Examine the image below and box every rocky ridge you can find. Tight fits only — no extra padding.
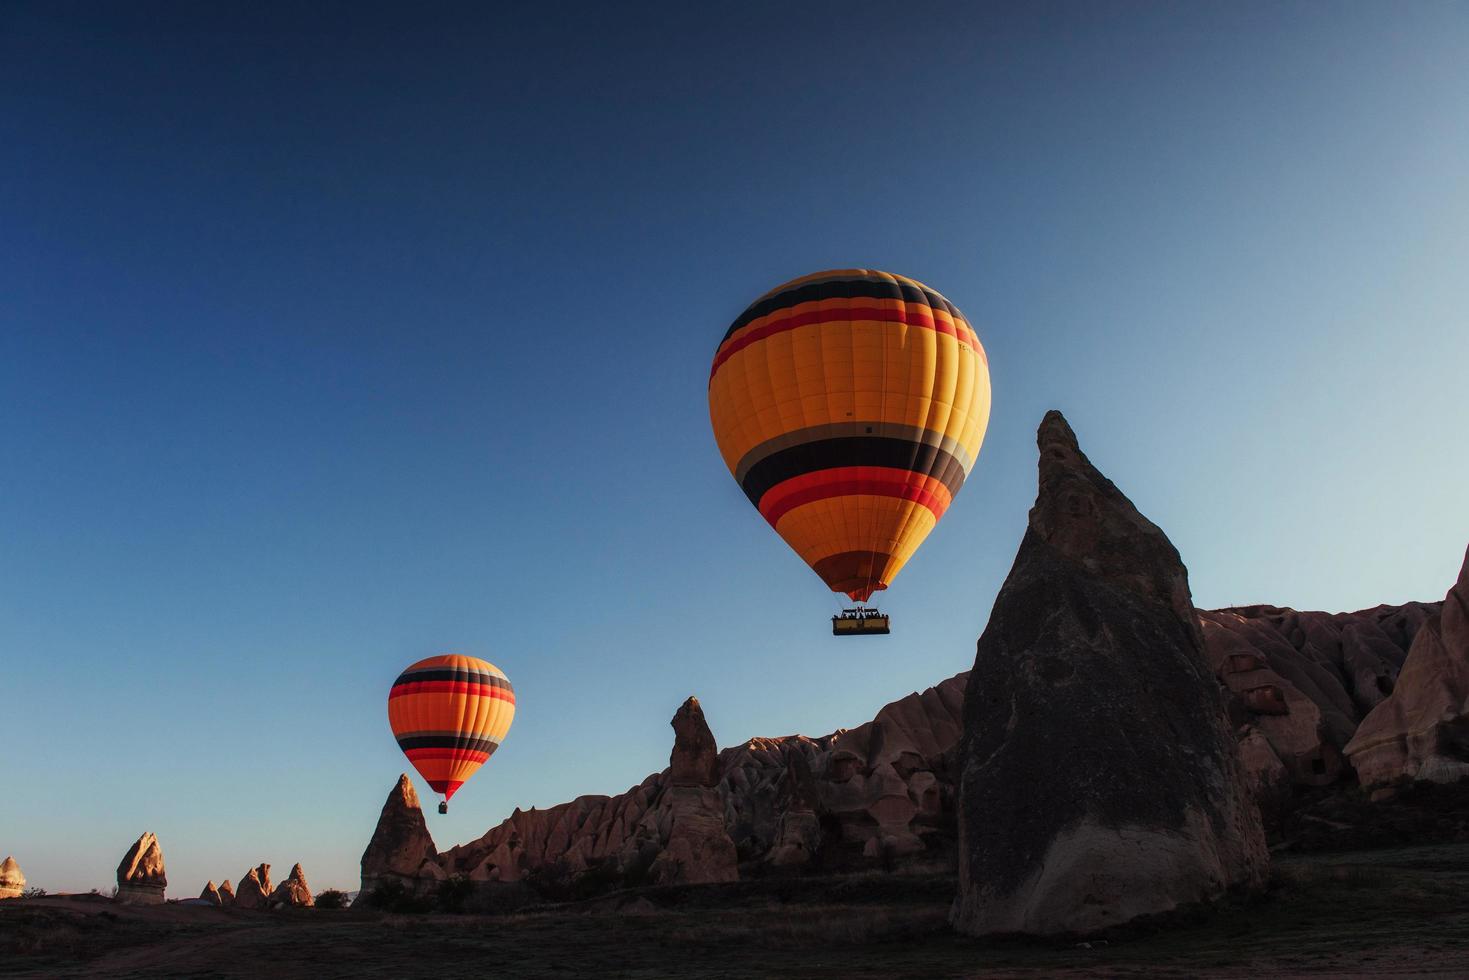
[362,583,1446,899]
[364,671,969,896]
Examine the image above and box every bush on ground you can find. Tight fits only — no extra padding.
[315,889,349,910]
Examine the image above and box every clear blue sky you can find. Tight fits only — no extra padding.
[3,2,1466,893]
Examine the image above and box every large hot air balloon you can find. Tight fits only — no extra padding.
[708,269,991,634]
[387,655,515,813]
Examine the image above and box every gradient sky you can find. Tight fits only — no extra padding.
[3,2,1467,894]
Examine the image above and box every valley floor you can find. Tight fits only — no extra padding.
[4,844,1469,979]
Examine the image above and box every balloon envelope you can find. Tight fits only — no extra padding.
[387,655,515,802]
[709,269,991,601]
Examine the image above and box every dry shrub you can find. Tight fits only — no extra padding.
[314,889,349,910]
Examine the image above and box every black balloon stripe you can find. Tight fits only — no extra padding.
[395,734,502,753]
[392,668,513,690]
[733,422,975,485]
[739,436,967,508]
[720,276,963,346]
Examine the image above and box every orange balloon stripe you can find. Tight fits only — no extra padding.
[389,696,512,739]
[759,466,953,526]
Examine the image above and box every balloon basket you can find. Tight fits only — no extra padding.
[832,608,891,636]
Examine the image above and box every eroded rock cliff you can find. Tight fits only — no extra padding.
[1346,547,1469,790]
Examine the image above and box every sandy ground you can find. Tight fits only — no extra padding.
[4,844,1469,979]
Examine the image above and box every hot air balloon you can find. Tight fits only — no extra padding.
[708,269,991,635]
[387,655,515,814]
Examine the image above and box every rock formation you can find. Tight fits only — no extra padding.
[670,696,723,786]
[357,504,1436,900]
[951,411,1268,936]
[270,863,315,908]
[359,774,442,898]
[643,697,739,886]
[1234,725,1293,824]
[415,671,968,894]
[199,880,223,905]
[1194,596,1443,813]
[767,750,823,868]
[1199,601,1430,744]
[0,856,24,899]
[115,832,167,904]
[1346,546,1469,790]
[218,879,235,904]
[1201,612,1349,789]
[233,864,272,910]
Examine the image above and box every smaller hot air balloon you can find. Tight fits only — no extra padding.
[387,655,515,814]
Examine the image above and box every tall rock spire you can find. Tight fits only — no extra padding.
[951,411,1267,936]
[359,773,443,898]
